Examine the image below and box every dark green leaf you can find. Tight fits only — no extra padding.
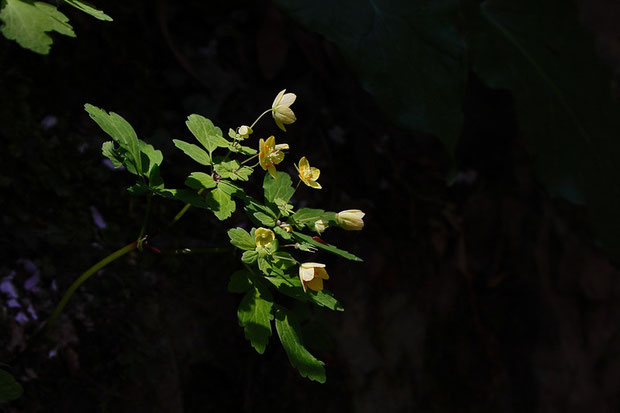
[228,270,251,293]
[238,285,274,354]
[173,139,211,165]
[274,226,294,241]
[214,160,253,181]
[274,306,326,383]
[307,289,344,312]
[101,141,123,168]
[290,208,335,230]
[292,231,363,262]
[154,188,210,209]
[275,0,466,152]
[0,369,23,403]
[253,212,276,227]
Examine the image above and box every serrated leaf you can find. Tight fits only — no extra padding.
[0,0,75,54]
[290,208,335,230]
[242,250,259,264]
[185,114,229,154]
[253,212,276,227]
[185,172,216,190]
[85,104,142,175]
[263,172,295,204]
[275,306,326,383]
[228,227,255,250]
[214,160,254,181]
[173,139,211,165]
[101,141,123,168]
[292,231,363,262]
[0,369,23,403]
[275,0,466,152]
[228,142,258,155]
[274,226,294,241]
[238,285,274,354]
[228,270,251,293]
[205,186,236,220]
[63,0,112,21]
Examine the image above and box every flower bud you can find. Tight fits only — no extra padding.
[314,219,328,234]
[335,209,365,231]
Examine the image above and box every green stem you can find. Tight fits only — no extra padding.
[170,188,204,226]
[137,192,153,250]
[240,153,259,165]
[250,109,272,130]
[46,241,138,329]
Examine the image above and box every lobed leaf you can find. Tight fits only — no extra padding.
[274,306,326,383]
[238,284,274,354]
[173,139,211,166]
[185,114,229,154]
[228,227,255,251]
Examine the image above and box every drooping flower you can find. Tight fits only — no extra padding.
[314,219,328,234]
[298,262,329,292]
[259,136,288,178]
[279,222,293,233]
[255,227,275,247]
[336,209,365,230]
[271,89,297,131]
[296,156,321,189]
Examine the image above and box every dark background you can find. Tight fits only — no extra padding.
[2,0,620,411]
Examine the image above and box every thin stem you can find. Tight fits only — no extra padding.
[250,109,272,130]
[46,241,138,329]
[240,153,259,165]
[137,192,153,250]
[170,188,204,226]
[160,247,232,255]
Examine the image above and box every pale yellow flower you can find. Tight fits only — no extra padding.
[298,262,329,292]
[279,222,293,232]
[259,136,287,178]
[271,89,297,131]
[295,156,321,189]
[336,209,365,230]
[314,219,328,234]
[255,227,275,247]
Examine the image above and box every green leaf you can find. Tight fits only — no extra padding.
[84,104,142,175]
[0,0,75,54]
[205,186,236,220]
[63,0,112,21]
[228,227,255,250]
[0,369,23,403]
[274,306,326,383]
[185,114,229,154]
[154,188,210,209]
[228,142,258,155]
[185,172,216,190]
[274,226,294,241]
[307,289,344,312]
[471,0,620,259]
[139,140,163,187]
[173,139,211,166]
[101,141,123,168]
[274,198,294,217]
[263,172,295,204]
[228,270,251,293]
[214,160,254,181]
[274,0,466,152]
[238,284,274,354]
[253,212,276,227]
[292,231,363,262]
[242,250,259,264]
[290,208,335,230]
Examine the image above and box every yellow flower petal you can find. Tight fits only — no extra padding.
[305,277,324,292]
